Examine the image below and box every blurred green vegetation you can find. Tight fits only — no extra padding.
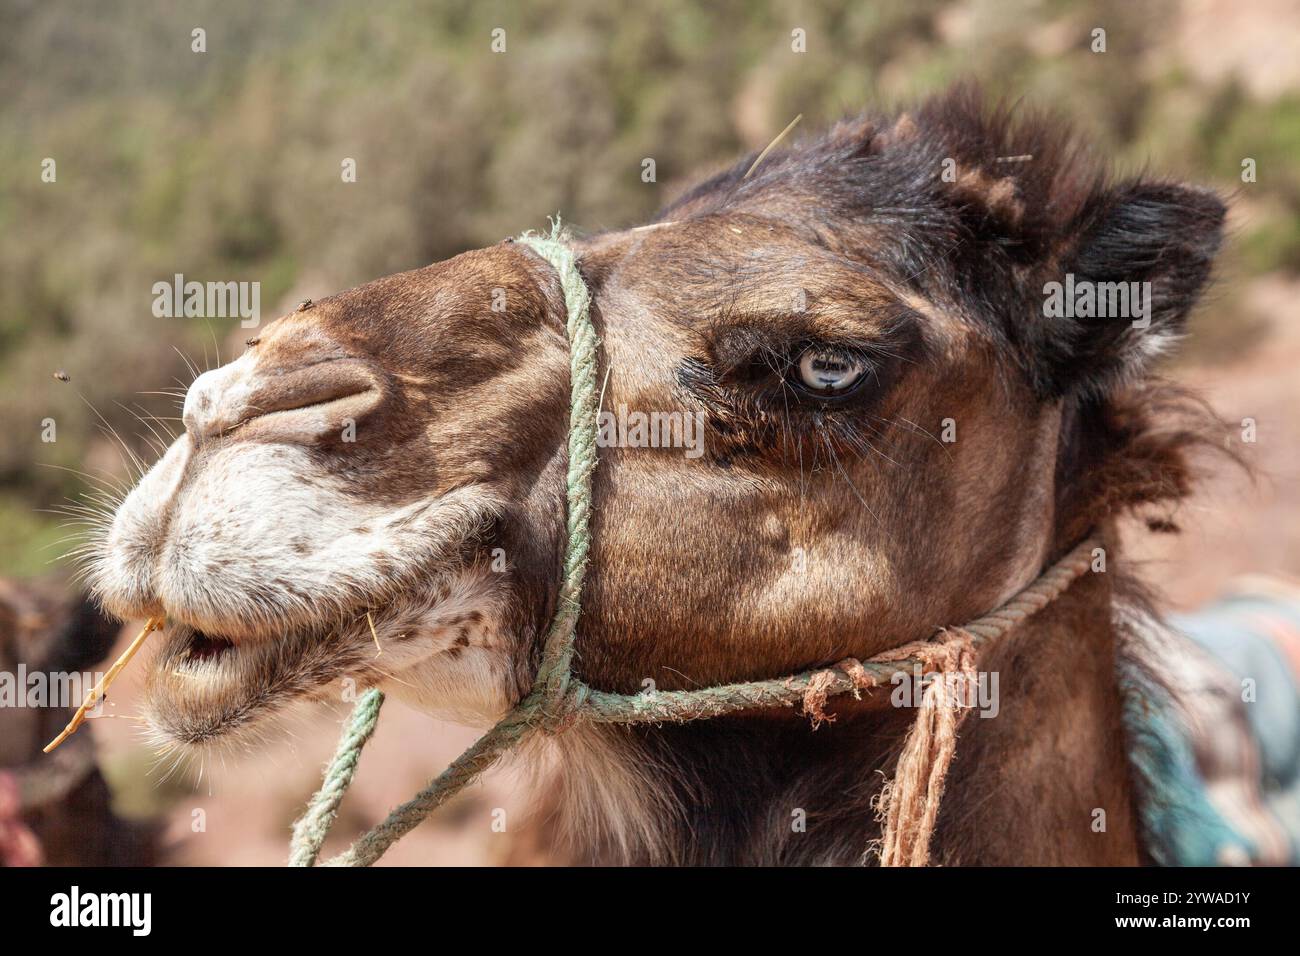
[1,0,1297,574]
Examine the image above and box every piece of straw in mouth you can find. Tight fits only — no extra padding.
[43,616,164,754]
[367,611,382,655]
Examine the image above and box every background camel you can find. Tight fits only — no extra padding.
[0,578,160,865]
[79,87,1273,864]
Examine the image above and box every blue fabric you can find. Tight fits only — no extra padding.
[1172,596,1300,795]
[1121,586,1300,866]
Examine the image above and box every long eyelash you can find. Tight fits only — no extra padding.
[674,356,870,470]
[675,303,928,470]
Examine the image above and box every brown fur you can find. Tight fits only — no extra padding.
[87,87,1230,865]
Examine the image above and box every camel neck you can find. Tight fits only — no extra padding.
[536,566,1141,865]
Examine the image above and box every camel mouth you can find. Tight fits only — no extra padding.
[141,616,374,752]
[183,630,237,663]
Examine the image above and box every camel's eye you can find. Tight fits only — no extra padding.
[795,348,866,395]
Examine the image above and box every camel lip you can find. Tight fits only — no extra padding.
[142,615,373,750]
[156,622,252,681]
[182,629,237,663]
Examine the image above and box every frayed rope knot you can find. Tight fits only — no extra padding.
[801,657,879,727]
[800,630,980,865]
[870,629,977,868]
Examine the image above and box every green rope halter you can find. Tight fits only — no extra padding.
[288,224,1100,868]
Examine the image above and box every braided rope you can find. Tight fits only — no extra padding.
[288,223,1102,867]
[321,694,541,867]
[288,687,384,867]
[518,229,599,712]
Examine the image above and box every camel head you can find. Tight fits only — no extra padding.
[86,88,1225,754]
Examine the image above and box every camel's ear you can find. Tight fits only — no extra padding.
[1040,181,1226,397]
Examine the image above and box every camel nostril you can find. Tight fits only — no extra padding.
[230,359,383,444]
[244,360,379,420]
[183,358,380,442]
[256,385,357,417]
